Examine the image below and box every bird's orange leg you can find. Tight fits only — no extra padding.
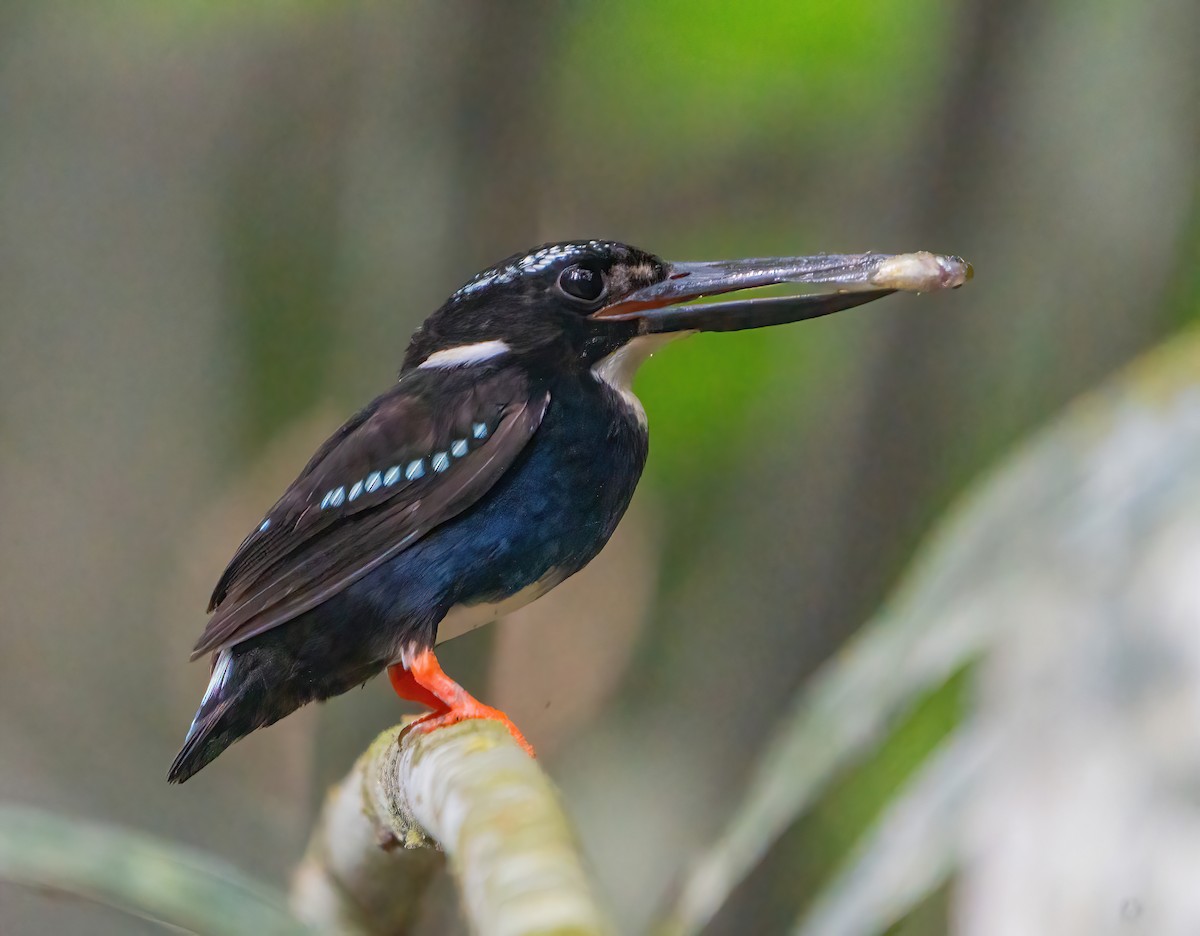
[387,663,448,712]
[393,647,535,757]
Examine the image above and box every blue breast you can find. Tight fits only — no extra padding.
[350,373,649,645]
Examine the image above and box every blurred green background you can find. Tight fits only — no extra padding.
[0,1,1197,933]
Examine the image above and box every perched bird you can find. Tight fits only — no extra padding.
[169,240,969,782]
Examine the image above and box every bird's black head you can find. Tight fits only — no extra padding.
[401,239,972,374]
[401,240,668,373]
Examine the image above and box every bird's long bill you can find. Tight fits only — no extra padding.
[592,251,972,334]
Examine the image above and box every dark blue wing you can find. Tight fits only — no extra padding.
[192,366,549,657]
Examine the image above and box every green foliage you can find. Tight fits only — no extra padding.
[557,0,951,154]
[802,668,966,890]
[1,1,1196,932]
[0,805,310,934]
[667,323,1200,934]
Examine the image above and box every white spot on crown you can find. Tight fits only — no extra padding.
[451,240,613,298]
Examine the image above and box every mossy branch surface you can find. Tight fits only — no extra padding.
[292,717,612,936]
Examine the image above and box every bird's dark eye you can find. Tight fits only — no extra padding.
[557,264,606,304]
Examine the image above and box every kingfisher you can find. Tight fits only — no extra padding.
[169,240,969,782]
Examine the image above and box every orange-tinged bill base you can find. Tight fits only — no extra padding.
[387,649,536,757]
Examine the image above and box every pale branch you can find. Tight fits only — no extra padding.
[291,718,612,936]
[291,728,440,935]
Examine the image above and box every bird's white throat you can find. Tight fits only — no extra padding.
[590,332,689,426]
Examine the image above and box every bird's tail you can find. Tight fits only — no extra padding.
[167,646,291,783]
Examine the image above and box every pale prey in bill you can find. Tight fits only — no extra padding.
[169,240,971,782]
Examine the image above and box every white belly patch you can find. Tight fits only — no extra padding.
[435,571,564,644]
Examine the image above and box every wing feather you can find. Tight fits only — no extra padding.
[192,367,548,659]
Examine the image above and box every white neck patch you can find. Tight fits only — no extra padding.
[591,332,690,426]
[419,339,511,370]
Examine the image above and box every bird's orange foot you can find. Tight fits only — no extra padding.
[388,649,536,757]
[406,699,536,757]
